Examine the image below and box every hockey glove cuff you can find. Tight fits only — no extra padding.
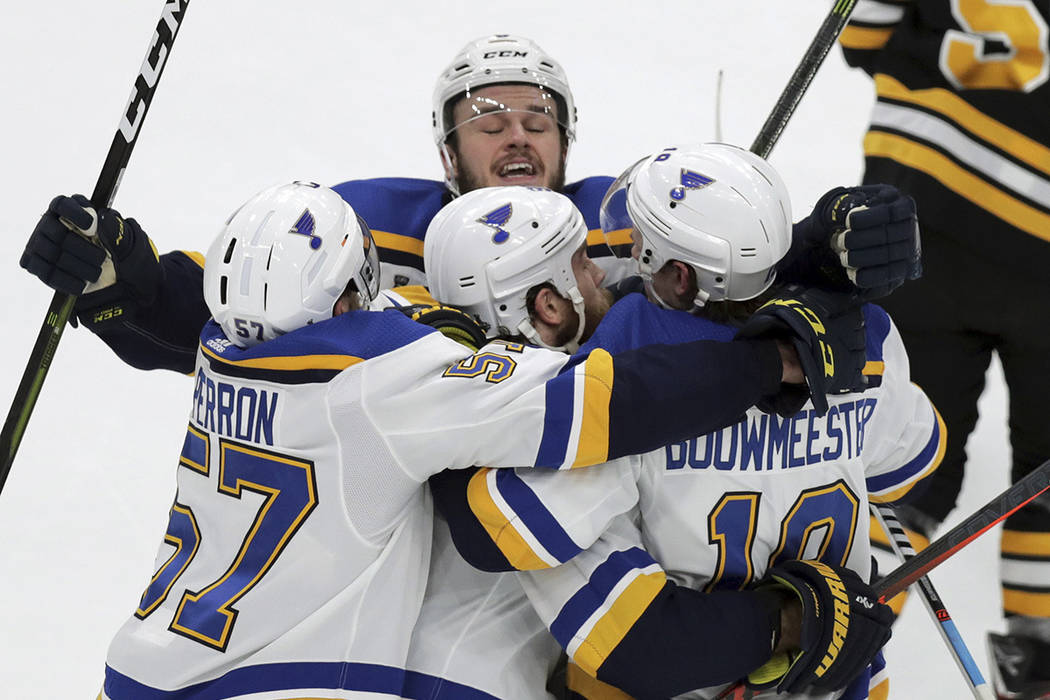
[735,286,866,417]
[75,205,162,329]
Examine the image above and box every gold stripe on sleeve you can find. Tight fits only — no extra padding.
[466,468,550,570]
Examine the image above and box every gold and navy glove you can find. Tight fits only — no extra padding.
[748,560,893,695]
[736,285,866,417]
[399,303,488,352]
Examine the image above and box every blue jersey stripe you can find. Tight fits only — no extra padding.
[548,547,657,649]
[104,661,499,700]
[495,469,582,563]
[535,373,576,468]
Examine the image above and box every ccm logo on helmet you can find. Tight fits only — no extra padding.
[483,50,528,59]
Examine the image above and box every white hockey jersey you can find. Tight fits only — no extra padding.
[103,302,781,699]
[460,304,944,699]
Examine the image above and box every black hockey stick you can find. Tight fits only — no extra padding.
[875,458,1050,601]
[750,0,859,158]
[871,504,995,700]
[0,0,191,495]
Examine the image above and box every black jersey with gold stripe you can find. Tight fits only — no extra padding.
[840,0,1050,277]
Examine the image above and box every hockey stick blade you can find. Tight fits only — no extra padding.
[750,0,859,158]
[0,0,191,495]
[875,458,1050,602]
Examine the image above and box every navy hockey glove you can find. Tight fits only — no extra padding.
[21,195,162,329]
[736,286,866,417]
[781,185,921,300]
[21,195,107,296]
[746,560,893,695]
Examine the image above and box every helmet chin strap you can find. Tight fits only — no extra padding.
[518,286,586,354]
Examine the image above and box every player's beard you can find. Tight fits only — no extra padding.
[454,152,567,195]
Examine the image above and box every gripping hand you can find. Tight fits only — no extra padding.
[747,560,893,694]
[783,185,921,300]
[736,286,866,417]
[21,195,162,328]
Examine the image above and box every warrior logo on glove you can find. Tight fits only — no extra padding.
[760,298,835,380]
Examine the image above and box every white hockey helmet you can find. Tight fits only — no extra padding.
[203,181,380,348]
[600,142,792,309]
[424,185,588,351]
[432,34,577,192]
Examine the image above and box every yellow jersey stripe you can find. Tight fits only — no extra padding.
[590,227,633,248]
[573,570,666,676]
[572,349,614,468]
[863,360,885,377]
[179,250,206,268]
[869,676,891,700]
[1001,530,1050,557]
[864,131,1050,242]
[840,25,894,50]
[373,230,425,257]
[466,468,550,571]
[387,285,438,306]
[201,344,364,372]
[566,662,635,700]
[1004,588,1050,617]
[874,73,1050,178]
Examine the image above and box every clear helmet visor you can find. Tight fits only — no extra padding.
[441,85,571,143]
[356,214,382,302]
[599,155,647,259]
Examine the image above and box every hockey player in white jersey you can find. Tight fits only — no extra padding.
[427,145,940,699]
[99,180,865,699]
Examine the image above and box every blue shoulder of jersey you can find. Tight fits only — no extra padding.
[198,309,435,384]
[563,176,614,228]
[331,177,449,270]
[562,293,735,373]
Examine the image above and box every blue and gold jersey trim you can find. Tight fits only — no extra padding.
[104,661,499,700]
[466,467,582,570]
[535,349,615,469]
[550,547,666,676]
[198,310,435,385]
[867,402,947,503]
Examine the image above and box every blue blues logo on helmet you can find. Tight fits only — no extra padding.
[670,169,716,201]
[290,209,322,249]
[477,203,514,243]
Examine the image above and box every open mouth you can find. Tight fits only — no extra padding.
[498,161,537,178]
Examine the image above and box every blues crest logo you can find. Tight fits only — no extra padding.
[478,203,514,243]
[290,209,322,249]
[670,169,715,201]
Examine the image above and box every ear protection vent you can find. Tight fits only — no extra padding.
[458,275,476,288]
[223,238,237,264]
[219,276,228,305]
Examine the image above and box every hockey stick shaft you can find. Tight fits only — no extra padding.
[876,458,1050,601]
[750,0,859,158]
[872,504,995,700]
[0,0,190,495]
